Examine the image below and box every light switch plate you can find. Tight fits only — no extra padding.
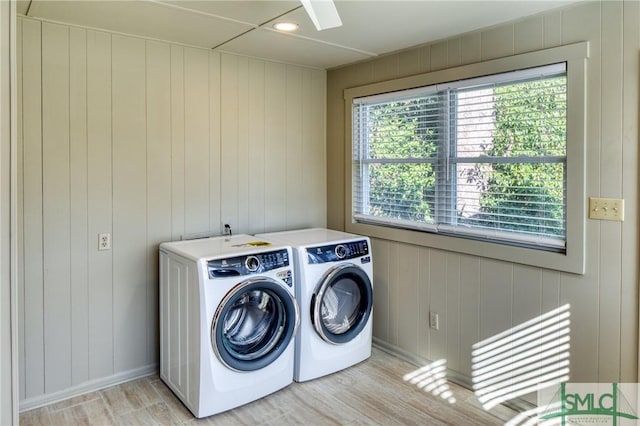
[589,197,624,221]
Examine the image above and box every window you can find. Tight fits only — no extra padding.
[344,42,588,273]
[352,64,567,251]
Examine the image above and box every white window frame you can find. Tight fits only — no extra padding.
[344,42,588,274]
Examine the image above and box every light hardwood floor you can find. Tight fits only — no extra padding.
[20,348,517,425]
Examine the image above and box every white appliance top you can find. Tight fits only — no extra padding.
[258,228,367,247]
[160,234,287,261]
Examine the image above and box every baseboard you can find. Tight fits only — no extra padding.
[372,338,535,413]
[19,364,158,413]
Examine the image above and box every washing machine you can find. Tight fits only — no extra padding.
[256,228,373,382]
[159,234,299,418]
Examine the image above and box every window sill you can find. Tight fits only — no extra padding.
[346,221,584,274]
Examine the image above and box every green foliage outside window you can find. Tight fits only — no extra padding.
[461,78,567,236]
[361,76,566,237]
[366,98,438,223]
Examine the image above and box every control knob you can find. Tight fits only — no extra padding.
[245,255,260,272]
[335,244,347,259]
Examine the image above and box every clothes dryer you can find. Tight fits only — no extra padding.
[256,228,373,382]
[159,235,299,417]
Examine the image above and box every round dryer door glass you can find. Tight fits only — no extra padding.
[313,264,373,344]
[223,290,284,359]
[321,278,361,335]
[212,279,299,372]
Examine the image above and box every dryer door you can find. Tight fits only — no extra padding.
[311,263,373,344]
[211,278,299,372]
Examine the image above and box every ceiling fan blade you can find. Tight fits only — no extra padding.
[300,0,342,31]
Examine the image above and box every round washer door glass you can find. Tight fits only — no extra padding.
[312,264,373,344]
[211,278,298,371]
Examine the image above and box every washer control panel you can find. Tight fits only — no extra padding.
[307,240,369,264]
[208,249,290,278]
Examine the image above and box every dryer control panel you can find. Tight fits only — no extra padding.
[208,249,290,278]
[307,240,369,264]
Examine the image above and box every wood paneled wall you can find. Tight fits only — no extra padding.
[1,0,16,423]
[328,1,639,384]
[17,18,326,406]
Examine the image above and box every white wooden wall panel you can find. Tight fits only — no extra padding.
[208,52,221,235]
[541,270,561,312]
[264,63,287,231]
[396,244,419,355]
[480,25,514,61]
[445,254,461,372]
[17,18,326,406]
[16,16,24,401]
[87,31,113,379]
[170,45,185,241]
[416,246,430,359]
[145,40,172,365]
[398,49,422,79]
[512,265,542,326]
[20,18,44,399]
[112,35,148,373]
[430,42,447,72]
[560,1,603,381]
[285,66,303,229]
[447,39,461,68]
[543,11,563,48]
[619,0,639,381]
[514,16,544,54]
[69,27,89,386]
[428,250,447,361]
[387,242,399,346]
[299,68,328,229]
[42,22,72,393]
[236,57,250,233]
[479,261,513,341]
[247,59,266,234]
[220,55,240,231]
[183,48,210,236]
[460,34,481,66]
[0,1,13,421]
[220,54,240,231]
[328,0,639,386]
[371,239,390,343]
[458,255,480,376]
[560,272,599,380]
[309,69,327,227]
[86,30,113,380]
[325,64,355,231]
[598,0,624,381]
[372,55,399,82]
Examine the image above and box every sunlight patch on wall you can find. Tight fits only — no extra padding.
[472,304,571,410]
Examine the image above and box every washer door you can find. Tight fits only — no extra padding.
[211,278,299,372]
[311,264,373,345]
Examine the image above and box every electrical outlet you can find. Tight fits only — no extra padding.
[589,197,624,221]
[429,311,440,331]
[98,233,111,250]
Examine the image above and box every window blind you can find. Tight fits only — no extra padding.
[352,63,567,250]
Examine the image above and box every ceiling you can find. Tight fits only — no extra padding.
[18,0,580,69]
